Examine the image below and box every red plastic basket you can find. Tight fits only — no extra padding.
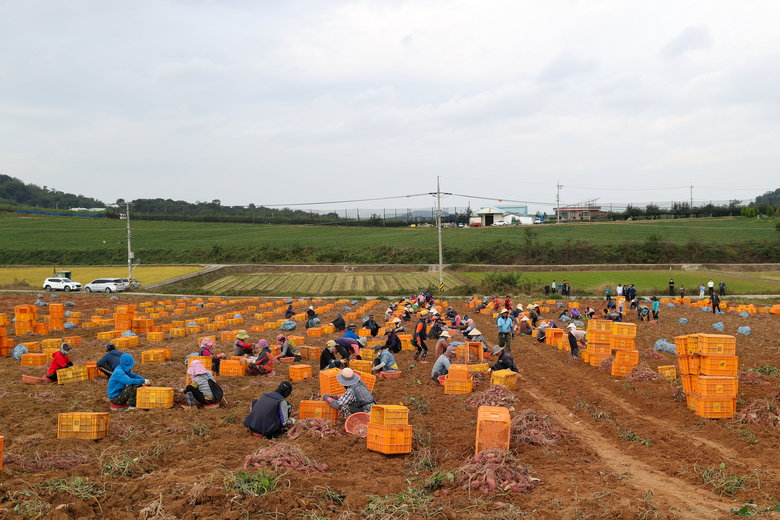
[380,370,401,379]
[345,412,370,437]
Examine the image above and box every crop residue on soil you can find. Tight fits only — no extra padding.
[1,294,780,519]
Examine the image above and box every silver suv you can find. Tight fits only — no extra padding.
[84,278,124,293]
[43,278,82,292]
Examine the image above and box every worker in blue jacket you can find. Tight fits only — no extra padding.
[96,343,123,377]
[107,353,149,410]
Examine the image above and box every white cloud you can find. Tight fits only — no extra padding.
[659,26,713,60]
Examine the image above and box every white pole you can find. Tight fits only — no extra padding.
[437,176,443,291]
[126,202,133,281]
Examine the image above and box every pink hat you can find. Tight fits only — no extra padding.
[187,359,208,377]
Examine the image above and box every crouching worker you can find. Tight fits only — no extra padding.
[247,339,275,377]
[321,340,349,370]
[96,343,122,377]
[243,381,295,438]
[488,345,518,373]
[371,344,399,376]
[431,345,457,382]
[198,337,226,374]
[234,330,254,357]
[107,353,149,410]
[275,334,302,362]
[323,368,376,419]
[183,359,220,408]
[567,323,582,358]
[43,343,74,382]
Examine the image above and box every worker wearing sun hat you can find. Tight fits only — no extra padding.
[496,307,514,353]
[566,323,583,358]
[434,329,451,358]
[412,309,429,363]
[467,327,489,352]
[323,368,376,418]
[488,344,518,373]
[234,330,254,357]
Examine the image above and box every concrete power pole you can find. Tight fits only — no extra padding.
[556,181,563,223]
[437,177,443,292]
[120,202,140,283]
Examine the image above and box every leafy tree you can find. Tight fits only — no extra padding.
[767,206,774,217]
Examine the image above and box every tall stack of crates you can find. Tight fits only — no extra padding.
[610,322,638,376]
[367,405,412,455]
[676,334,738,418]
[586,320,612,367]
[114,306,135,332]
[15,305,37,336]
[0,314,11,355]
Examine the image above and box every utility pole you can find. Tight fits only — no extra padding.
[690,183,693,216]
[556,180,563,223]
[119,202,140,283]
[437,177,443,292]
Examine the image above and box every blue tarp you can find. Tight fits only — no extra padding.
[65,302,76,307]
[12,345,28,360]
[122,330,136,336]
[280,321,296,331]
[739,313,750,318]
[342,306,351,312]
[233,314,242,319]
[712,322,724,331]
[678,318,688,324]
[737,326,751,335]
[64,322,76,329]
[667,303,675,308]
[654,339,676,355]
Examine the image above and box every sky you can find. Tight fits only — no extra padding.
[1,0,779,214]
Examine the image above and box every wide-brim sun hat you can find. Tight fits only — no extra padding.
[468,328,482,336]
[500,308,509,314]
[326,340,336,348]
[357,337,367,347]
[420,309,428,316]
[568,323,577,329]
[516,304,524,311]
[236,330,249,340]
[491,345,503,356]
[439,330,450,338]
[337,367,361,387]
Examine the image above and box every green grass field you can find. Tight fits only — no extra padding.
[0,215,777,252]
[462,270,780,296]
[203,272,462,295]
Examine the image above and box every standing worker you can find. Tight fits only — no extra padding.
[412,309,429,363]
[711,293,721,314]
[651,297,660,322]
[719,280,726,297]
[496,308,514,353]
[708,279,715,296]
[669,278,675,297]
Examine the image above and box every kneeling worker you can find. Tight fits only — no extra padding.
[96,343,122,377]
[243,381,295,438]
[323,368,376,418]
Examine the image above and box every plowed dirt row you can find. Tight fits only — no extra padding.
[0,293,779,520]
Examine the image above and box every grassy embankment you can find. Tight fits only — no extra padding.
[0,266,203,290]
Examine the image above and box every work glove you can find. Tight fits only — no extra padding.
[144,379,151,385]
[326,397,334,404]
[285,418,296,426]
[323,393,330,401]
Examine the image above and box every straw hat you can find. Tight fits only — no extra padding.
[468,328,482,336]
[337,368,361,387]
[516,304,524,311]
[439,330,450,338]
[392,318,401,324]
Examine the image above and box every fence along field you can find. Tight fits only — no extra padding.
[202,272,463,295]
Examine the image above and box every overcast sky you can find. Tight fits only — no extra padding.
[1,1,778,213]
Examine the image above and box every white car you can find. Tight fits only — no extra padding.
[42,278,82,292]
[84,278,124,293]
[492,221,508,226]
[533,218,542,224]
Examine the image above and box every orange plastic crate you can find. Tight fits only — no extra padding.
[611,364,634,376]
[299,400,339,422]
[444,376,473,394]
[699,356,738,376]
[658,365,677,379]
[359,348,375,361]
[220,360,246,376]
[41,338,63,349]
[136,387,174,409]
[366,423,412,454]
[319,368,344,396]
[466,342,484,363]
[185,325,200,334]
[581,351,591,364]
[681,374,694,393]
[355,370,376,392]
[614,350,639,365]
[307,327,323,337]
[588,343,611,355]
[142,350,167,364]
[610,336,635,350]
[23,341,41,352]
[147,332,165,342]
[57,413,110,439]
[57,366,89,385]
[611,322,637,337]
[697,335,737,356]
[588,320,613,332]
[169,328,186,337]
[188,356,212,371]
[696,376,738,397]
[468,363,489,373]
[689,355,701,375]
[674,335,690,355]
[475,405,511,453]
[289,364,313,381]
[448,364,470,380]
[349,360,373,373]
[686,335,700,355]
[321,324,335,334]
[694,396,736,419]
[490,369,518,390]
[545,328,564,345]
[370,405,409,425]
[586,330,611,343]
[62,336,81,346]
[34,323,49,335]
[21,353,47,366]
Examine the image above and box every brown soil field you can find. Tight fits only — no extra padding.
[1,294,779,519]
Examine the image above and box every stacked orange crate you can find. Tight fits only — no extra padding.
[586,320,612,367]
[367,405,412,454]
[610,322,638,375]
[695,334,738,419]
[443,364,473,394]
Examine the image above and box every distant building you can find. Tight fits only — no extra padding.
[473,206,531,226]
[554,205,608,220]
